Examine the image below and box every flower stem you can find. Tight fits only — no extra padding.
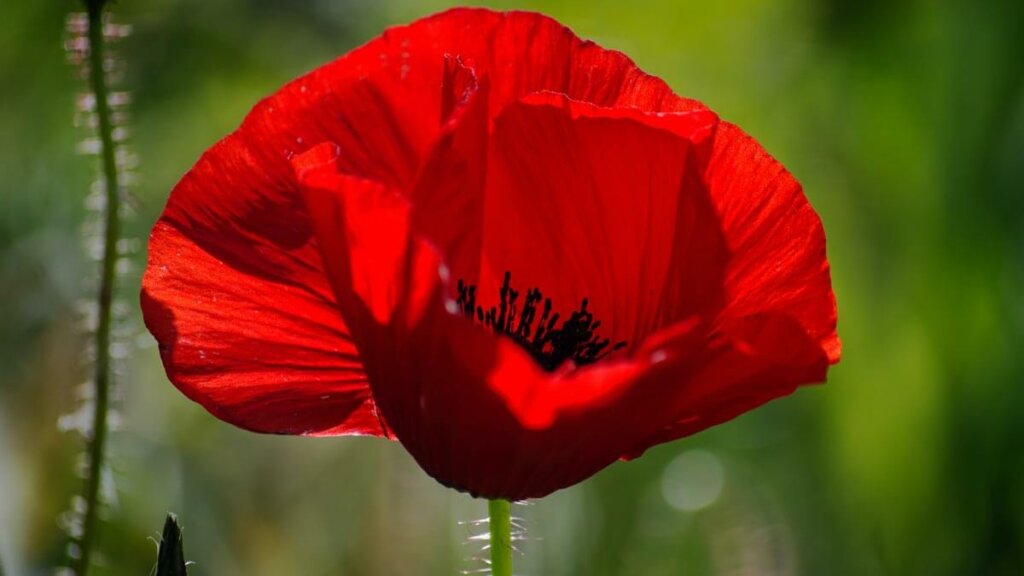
[75,1,119,574]
[488,499,513,576]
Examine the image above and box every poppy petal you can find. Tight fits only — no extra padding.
[293,143,436,333]
[436,8,708,113]
[476,92,724,349]
[622,310,830,458]
[356,8,707,116]
[408,56,491,284]
[708,122,840,362]
[618,123,841,454]
[396,315,705,499]
[291,51,490,332]
[141,145,385,436]
[230,8,707,192]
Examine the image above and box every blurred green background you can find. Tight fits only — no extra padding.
[1,0,1022,574]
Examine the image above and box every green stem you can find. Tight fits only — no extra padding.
[488,499,513,576]
[75,1,119,574]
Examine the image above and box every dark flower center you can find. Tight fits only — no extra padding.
[455,271,626,371]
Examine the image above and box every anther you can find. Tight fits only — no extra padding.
[455,271,626,370]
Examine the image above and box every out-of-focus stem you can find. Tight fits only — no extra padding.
[488,499,513,576]
[75,1,118,574]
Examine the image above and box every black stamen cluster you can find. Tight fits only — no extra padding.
[456,271,626,371]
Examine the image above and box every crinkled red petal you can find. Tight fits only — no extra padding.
[141,141,385,436]
[621,122,841,454]
[708,122,840,362]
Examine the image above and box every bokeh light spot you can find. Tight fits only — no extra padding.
[660,449,725,512]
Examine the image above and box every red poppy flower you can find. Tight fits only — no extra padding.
[142,8,840,500]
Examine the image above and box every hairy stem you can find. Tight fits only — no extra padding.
[75,1,119,574]
[488,499,513,576]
